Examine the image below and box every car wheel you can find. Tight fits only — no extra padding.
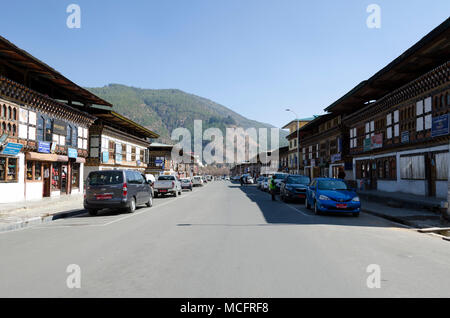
[305,197,311,210]
[314,201,321,215]
[174,191,177,197]
[154,193,159,198]
[88,209,98,216]
[127,197,136,213]
[146,194,153,207]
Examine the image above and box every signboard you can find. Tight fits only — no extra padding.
[363,138,371,152]
[371,133,383,149]
[155,159,164,165]
[53,119,67,135]
[68,148,78,159]
[331,153,342,163]
[401,131,409,143]
[431,114,449,138]
[50,142,57,153]
[102,151,109,163]
[38,141,51,154]
[1,142,23,156]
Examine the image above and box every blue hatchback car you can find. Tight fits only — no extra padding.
[305,178,361,217]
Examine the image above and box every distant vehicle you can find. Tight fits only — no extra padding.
[256,176,265,189]
[280,175,311,202]
[154,174,182,197]
[206,175,213,181]
[84,170,153,216]
[225,176,230,181]
[246,176,254,184]
[305,178,361,217]
[180,178,193,191]
[262,177,270,191]
[192,175,204,187]
[272,173,288,193]
[202,175,208,183]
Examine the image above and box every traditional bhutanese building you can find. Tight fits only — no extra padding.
[84,109,159,176]
[328,18,450,198]
[0,36,111,203]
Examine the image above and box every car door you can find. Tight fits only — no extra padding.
[134,171,146,204]
[307,179,316,204]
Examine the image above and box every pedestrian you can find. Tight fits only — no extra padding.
[338,167,346,180]
[269,175,276,201]
[240,175,244,186]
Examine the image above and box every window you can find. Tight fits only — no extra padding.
[37,116,44,141]
[26,161,43,181]
[45,118,53,142]
[67,125,72,146]
[400,155,425,180]
[108,141,115,159]
[435,152,448,180]
[0,157,18,182]
[72,163,80,188]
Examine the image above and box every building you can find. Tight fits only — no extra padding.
[327,17,450,198]
[278,146,289,173]
[0,36,111,203]
[282,118,316,174]
[85,109,159,176]
[146,143,176,177]
[298,114,353,180]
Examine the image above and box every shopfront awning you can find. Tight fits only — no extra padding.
[26,152,69,162]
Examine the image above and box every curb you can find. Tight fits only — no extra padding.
[362,208,417,228]
[0,209,87,233]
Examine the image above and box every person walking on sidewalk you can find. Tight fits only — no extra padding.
[269,175,277,201]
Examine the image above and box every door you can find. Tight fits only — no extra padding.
[61,164,68,194]
[43,163,51,197]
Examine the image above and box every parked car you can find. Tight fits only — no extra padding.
[305,178,361,217]
[246,176,254,184]
[256,176,265,189]
[272,173,288,193]
[262,177,270,192]
[192,175,204,187]
[280,175,311,202]
[202,175,208,184]
[180,178,193,191]
[153,174,182,197]
[84,170,153,216]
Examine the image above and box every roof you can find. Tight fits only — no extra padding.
[298,113,335,132]
[89,108,159,139]
[282,116,319,129]
[325,17,450,113]
[0,36,112,107]
[149,142,174,148]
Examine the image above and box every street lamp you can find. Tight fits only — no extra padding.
[286,109,300,175]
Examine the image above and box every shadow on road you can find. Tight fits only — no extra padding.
[230,183,395,228]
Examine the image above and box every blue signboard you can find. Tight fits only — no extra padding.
[155,159,164,165]
[68,148,78,159]
[1,142,23,156]
[102,151,109,163]
[38,141,51,154]
[331,153,341,163]
[432,114,449,138]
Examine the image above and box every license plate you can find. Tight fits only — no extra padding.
[160,189,167,192]
[96,194,112,200]
[336,204,347,208]
[298,194,305,198]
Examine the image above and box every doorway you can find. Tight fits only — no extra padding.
[43,163,51,197]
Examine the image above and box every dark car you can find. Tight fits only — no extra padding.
[180,178,193,191]
[84,170,153,216]
[305,178,361,217]
[280,175,311,202]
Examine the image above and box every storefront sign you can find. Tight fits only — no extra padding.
[38,141,51,154]
[53,119,67,135]
[102,151,109,163]
[331,153,341,163]
[1,142,23,156]
[432,114,449,137]
[401,131,409,143]
[68,148,78,159]
[371,133,383,149]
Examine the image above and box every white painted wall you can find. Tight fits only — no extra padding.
[0,153,25,204]
[26,182,43,200]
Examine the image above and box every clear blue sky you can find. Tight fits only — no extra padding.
[1,1,449,128]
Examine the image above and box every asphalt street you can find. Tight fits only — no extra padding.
[1,181,450,297]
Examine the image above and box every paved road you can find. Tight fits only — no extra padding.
[1,181,450,297]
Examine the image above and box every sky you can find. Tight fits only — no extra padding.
[1,1,449,128]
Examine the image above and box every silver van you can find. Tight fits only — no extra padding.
[84,170,153,216]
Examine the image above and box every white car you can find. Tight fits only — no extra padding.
[153,175,182,197]
[262,177,270,191]
[192,175,204,187]
[225,176,230,181]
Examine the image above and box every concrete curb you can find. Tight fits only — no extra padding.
[362,207,418,228]
[0,209,87,233]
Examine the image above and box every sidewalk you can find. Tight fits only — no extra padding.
[0,194,86,233]
[361,199,450,229]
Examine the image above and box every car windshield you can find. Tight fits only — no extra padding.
[286,176,310,185]
[181,179,190,183]
[88,171,123,185]
[158,176,175,181]
[317,180,348,190]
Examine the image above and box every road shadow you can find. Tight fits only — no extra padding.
[229,184,396,228]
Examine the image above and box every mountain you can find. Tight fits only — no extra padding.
[86,84,288,150]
